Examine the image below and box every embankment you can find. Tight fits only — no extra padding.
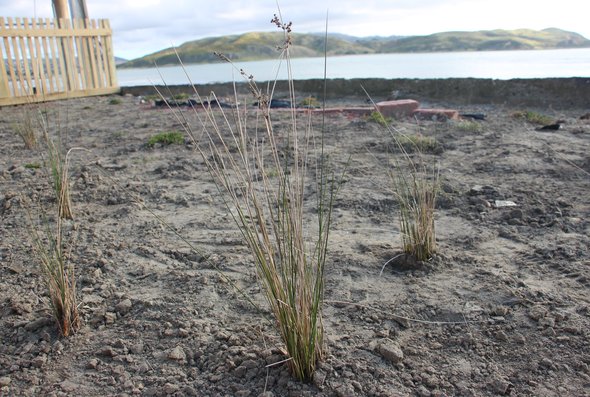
[121,77,590,108]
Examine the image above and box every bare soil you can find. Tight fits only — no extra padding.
[1,93,589,397]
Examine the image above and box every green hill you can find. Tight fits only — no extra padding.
[119,28,590,68]
[379,28,590,52]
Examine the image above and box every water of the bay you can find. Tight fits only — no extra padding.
[117,47,590,87]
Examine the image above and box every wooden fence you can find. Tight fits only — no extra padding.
[0,17,119,106]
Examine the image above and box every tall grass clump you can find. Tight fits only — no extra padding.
[365,97,439,262]
[173,13,338,381]
[30,208,80,336]
[390,130,439,261]
[393,163,438,261]
[12,115,38,149]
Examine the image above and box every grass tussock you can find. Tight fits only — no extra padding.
[299,96,320,108]
[147,131,185,148]
[368,110,392,126]
[394,167,438,261]
[172,14,338,381]
[30,210,80,337]
[512,110,553,125]
[12,108,39,149]
[398,134,441,154]
[365,100,439,262]
[454,119,483,133]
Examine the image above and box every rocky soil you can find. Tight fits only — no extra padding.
[0,93,589,396]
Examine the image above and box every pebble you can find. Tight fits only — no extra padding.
[163,383,179,395]
[312,369,327,389]
[376,339,404,364]
[24,317,53,332]
[168,346,186,361]
[115,298,133,315]
[513,333,526,344]
[490,377,512,395]
[31,355,47,368]
[538,316,555,328]
[416,385,431,397]
[86,358,99,369]
[0,376,11,386]
[105,312,117,324]
[528,305,547,320]
[100,347,117,357]
[60,380,79,392]
[540,357,555,369]
[129,342,144,354]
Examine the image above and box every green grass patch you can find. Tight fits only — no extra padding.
[24,162,42,169]
[368,111,392,126]
[398,134,441,154]
[454,120,483,133]
[108,97,122,105]
[512,110,553,125]
[299,96,320,108]
[147,131,185,148]
[172,93,190,100]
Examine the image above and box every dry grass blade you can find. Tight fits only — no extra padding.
[41,126,74,220]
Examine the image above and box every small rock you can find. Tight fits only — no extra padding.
[528,305,547,320]
[104,312,117,324]
[135,362,150,373]
[491,306,509,316]
[0,376,11,386]
[376,339,404,364]
[31,355,47,368]
[538,316,555,328]
[60,380,78,392]
[168,346,186,361]
[129,342,144,354]
[540,357,555,369]
[313,369,327,389]
[24,317,53,332]
[495,331,509,342]
[115,299,132,315]
[100,347,117,357]
[415,385,430,397]
[163,383,179,395]
[495,200,517,208]
[513,333,526,344]
[86,358,99,369]
[468,185,485,196]
[490,377,512,395]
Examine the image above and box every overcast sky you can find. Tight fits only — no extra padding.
[3,0,589,60]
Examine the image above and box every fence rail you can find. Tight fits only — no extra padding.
[0,17,119,106]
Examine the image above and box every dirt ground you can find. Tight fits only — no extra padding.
[0,92,589,397]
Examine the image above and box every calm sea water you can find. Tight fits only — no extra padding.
[117,47,590,87]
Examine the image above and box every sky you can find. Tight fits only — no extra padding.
[2,0,589,60]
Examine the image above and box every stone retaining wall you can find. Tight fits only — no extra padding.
[121,78,590,109]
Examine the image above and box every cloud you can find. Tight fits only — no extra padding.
[1,0,588,59]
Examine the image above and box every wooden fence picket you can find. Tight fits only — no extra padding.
[0,17,119,106]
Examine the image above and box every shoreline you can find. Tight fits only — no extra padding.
[120,77,590,109]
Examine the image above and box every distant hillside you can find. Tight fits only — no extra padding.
[379,28,590,52]
[119,28,590,68]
